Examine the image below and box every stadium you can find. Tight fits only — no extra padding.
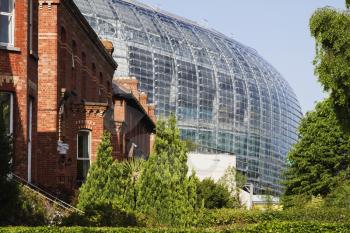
[74,0,302,194]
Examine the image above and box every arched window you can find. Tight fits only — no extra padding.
[99,72,103,98]
[72,40,77,55]
[92,63,96,74]
[60,27,67,87]
[60,27,66,43]
[77,130,91,185]
[82,52,86,66]
[72,40,77,90]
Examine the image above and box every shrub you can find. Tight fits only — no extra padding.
[196,178,234,209]
[137,116,197,226]
[63,203,139,227]
[2,222,350,232]
[197,207,350,227]
[325,181,350,208]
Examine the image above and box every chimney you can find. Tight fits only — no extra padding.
[139,92,147,108]
[101,39,114,56]
[114,77,139,93]
[147,104,156,123]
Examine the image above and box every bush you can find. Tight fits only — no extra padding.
[2,222,350,232]
[62,203,140,227]
[196,178,234,209]
[197,207,350,227]
[325,181,350,208]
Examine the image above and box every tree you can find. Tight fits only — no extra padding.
[137,115,197,226]
[325,180,350,208]
[218,165,247,206]
[76,132,141,226]
[196,178,234,209]
[283,100,350,205]
[77,132,124,210]
[121,158,145,210]
[310,2,350,131]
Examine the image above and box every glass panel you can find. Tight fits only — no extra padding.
[0,15,9,43]
[0,0,12,13]
[77,131,89,159]
[77,160,90,182]
[0,92,11,135]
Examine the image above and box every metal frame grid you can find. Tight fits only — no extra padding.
[74,0,303,195]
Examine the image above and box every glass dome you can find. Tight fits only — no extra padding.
[74,0,303,195]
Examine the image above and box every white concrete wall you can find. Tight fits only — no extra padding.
[187,153,236,182]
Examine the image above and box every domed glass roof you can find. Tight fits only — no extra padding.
[74,0,302,195]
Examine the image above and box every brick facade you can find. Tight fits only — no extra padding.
[1,0,156,200]
[0,0,39,182]
[113,77,156,160]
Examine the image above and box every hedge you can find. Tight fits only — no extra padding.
[197,207,350,227]
[1,222,350,233]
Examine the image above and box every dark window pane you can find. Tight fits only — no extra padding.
[0,15,9,43]
[0,0,11,13]
[77,160,90,182]
[0,92,11,135]
[77,131,89,158]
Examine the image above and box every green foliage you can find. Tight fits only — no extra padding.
[137,115,197,226]
[76,132,144,226]
[197,207,350,227]
[3,221,350,233]
[283,100,350,204]
[325,180,350,208]
[0,109,19,225]
[183,140,197,152]
[77,132,125,211]
[218,166,247,205]
[310,4,350,130]
[63,203,139,227]
[196,178,234,209]
[121,158,145,210]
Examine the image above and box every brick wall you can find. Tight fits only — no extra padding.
[36,0,117,197]
[0,0,38,182]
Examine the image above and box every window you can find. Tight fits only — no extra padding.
[60,27,66,43]
[0,92,13,135]
[77,130,90,184]
[29,0,33,52]
[0,0,14,45]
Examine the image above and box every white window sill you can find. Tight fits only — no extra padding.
[0,45,21,52]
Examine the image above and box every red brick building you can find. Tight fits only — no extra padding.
[0,0,39,182]
[0,0,156,199]
[113,77,156,159]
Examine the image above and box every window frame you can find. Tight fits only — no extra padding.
[76,129,91,183]
[29,0,33,52]
[0,0,15,46]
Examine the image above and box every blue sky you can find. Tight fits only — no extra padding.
[140,0,345,113]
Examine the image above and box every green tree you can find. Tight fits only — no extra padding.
[310,2,350,131]
[325,180,350,208]
[76,132,140,226]
[122,158,145,210]
[283,100,350,206]
[218,166,247,206]
[196,178,234,209]
[77,132,124,210]
[137,115,197,226]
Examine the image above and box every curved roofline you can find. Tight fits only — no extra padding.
[117,0,256,53]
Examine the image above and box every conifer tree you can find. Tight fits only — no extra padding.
[137,115,197,226]
[77,132,124,210]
